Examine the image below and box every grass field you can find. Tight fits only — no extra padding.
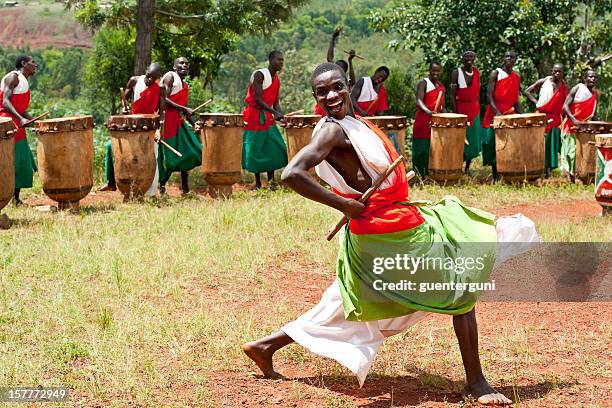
[0,179,610,407]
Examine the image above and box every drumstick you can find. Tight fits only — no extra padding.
[343,50,366,61]
[326,156,405,241]
[283,109,305,118]
[155,122,183,157]
[433,90,443,113]
[120,88,129,113]
[191,99,213,114]
[21,111,50,127]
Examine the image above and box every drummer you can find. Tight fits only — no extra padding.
[451,50,482,176]
[0,55,37,206]
[350,66,390,117]
[560,69,599,182]
[159,57,203,195]
[525,64,568,177]
[100,63,166,194]
[412,61,445,178]
[482,51,522,181]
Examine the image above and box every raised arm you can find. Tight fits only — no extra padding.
[563,85,579,125]
[524,77,545,106]
[327,28,341,63]
[486,69,500,115]
[350,77,367,116]
[415,80,433,115]
[123,76,139,113]
[1,73,29,125]
[347,50,356,88]
[281,121,364,218]
[450,69,458,112]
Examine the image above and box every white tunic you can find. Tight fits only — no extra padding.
[0,71,29,95]
[357,76,378,103]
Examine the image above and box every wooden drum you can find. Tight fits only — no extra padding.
[493,113,546,182]
[0,118,15,227]
[35,116,94,210]
[574,121,612,183]
[281,115,321,161]
[106,114,159,200]
[594,134,612,216]
[364,116,408,158]
[429,113,468,184]
[197,113,244,198]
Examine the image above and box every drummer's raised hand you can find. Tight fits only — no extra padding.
[154,129,161,143]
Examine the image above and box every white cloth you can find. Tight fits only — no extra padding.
[133,75,147,103]
[250,68,272,90]
[536,77,554,108]
[574,83,594,102]
[0,70,29,94]
[145,143,159,197]
[313,116,394,195]
[162,71,183,97]
[424,77,436,92]
[357,76,378,103]
[496,67,509,80]
[282,214,541,387]
[457,68,471,89]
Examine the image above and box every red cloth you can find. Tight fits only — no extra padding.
[454,68,480,123]
[132,81,160,115]
[313,102,325,116]
[357,84,389,116]
[242,71,280,131]
[561,91,598,134]
[163,79,188,139]
[413,81,445,140]
[537,81,568,133]
[331,117,425,235]
[0,88,30,143]
[482,71,520,128]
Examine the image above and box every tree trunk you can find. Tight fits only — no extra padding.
[134,0,156,75]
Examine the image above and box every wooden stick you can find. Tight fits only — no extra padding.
[191,99,213,114]
[284,109,304,117]
[158,138,183,157]
[433,90,444,113]
[343,50,366,61]
[326,156,405,241]
[21,111,50,127]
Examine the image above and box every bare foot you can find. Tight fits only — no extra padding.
[242,342,285,379]
[465,381,512,406]
[98,183,117,192]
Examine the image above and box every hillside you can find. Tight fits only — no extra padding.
[0,2,91,49]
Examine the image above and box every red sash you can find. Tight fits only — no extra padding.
[357,84,388,116]
[561,92,598,134]
[0,90,30,143]
[132,81,160,115]
[313,102,325,117]
[537,81,568,132]
[454,68,480,123]
[332,117,425,235]
[242,73,280,131]
[482,71,520,128]
[163,80,188,139]
[413,82,445,139]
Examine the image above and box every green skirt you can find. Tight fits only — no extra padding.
[560,132,576,175]
[337,195,497,321]
[411,138,430,178]
[104,140,115,184]
[463,115,482,162]
[14,138,37,189]
[242,126,288,173]
[158,123,202,184]
[545,128,561,170]
[481,127,496,166]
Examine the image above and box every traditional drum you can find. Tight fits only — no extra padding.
[364,116,408,158]
[281,115,321,161]
[35,116,94,210]
[197,113,244,198]
[0,117,15,227]
[493,113,546,182]
[595,134,612,216]
[574,121,612,183]
[106,114,159,200]
[428,113,468,184]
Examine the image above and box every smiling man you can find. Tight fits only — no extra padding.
[242,62,541,406]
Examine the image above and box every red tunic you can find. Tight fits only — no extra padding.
[413,80,445,140]
[536,81,568,133]
[561,91,598,134]
[0,73,30,143]
[332,117,425,235]
[132,80,160,115]
[482,70,520,128]
[454,68,480,124]
[163,78,188,139]
[313,102,325,116]
[242,70,280,131]
[357,84,388,116]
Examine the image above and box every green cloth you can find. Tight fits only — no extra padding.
[411,138,430,178]
[104,140,115,184]
[14,138,36,189]
[560,132,576,175]
[481,127,496,166]
[242,125,288,173]
[545,128,561,170]
[158,123,202,184]
[463,115,482,162]
[337,195,498,322]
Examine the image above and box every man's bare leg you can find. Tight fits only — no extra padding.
[453,308,512,405]
[242,330,293,379]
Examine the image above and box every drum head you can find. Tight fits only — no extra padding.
[35,115,94,133]
[198,113,244,128]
